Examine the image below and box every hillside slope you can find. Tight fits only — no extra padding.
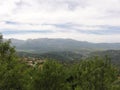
[11,38,120,53]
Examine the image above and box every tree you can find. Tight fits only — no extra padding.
[0,33,119,90]
[70,57,119,90]
[0,34,29,90]
[32,60,69,90]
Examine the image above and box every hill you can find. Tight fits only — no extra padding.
[11,38,120,53]
[11,38,120,66]
[89,50,120,66]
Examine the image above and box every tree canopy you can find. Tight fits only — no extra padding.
[0,34,120,90]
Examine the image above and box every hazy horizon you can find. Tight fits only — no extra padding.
[5,37,120,44]
[0,0,120,43]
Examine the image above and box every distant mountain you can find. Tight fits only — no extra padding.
[11,38,120,53]
[10,38,120,66]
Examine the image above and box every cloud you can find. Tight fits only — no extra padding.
[0,0,120,42]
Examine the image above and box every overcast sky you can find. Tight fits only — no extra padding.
[0,0,120,43]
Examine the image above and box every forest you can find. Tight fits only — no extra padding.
[0,34,120,90]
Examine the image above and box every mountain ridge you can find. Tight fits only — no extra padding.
[10,38,120,54]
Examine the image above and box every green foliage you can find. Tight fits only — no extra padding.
[90,50,120,66]
[30,57,120,90]
[0,34,120,90]
[31,60,69,90]
[0,34,30,90]
[71,57,119,90]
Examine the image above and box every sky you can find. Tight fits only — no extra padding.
[0,0,120,43]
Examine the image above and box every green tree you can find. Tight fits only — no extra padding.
[32,60,69,90]
[0,33,119,90]
[0,34,29,90]
[70,57,119,90]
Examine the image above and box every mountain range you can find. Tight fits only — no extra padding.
[11,38,120,53]
[10,38,120,66]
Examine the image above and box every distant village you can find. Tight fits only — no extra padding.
[21,57,46,66]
